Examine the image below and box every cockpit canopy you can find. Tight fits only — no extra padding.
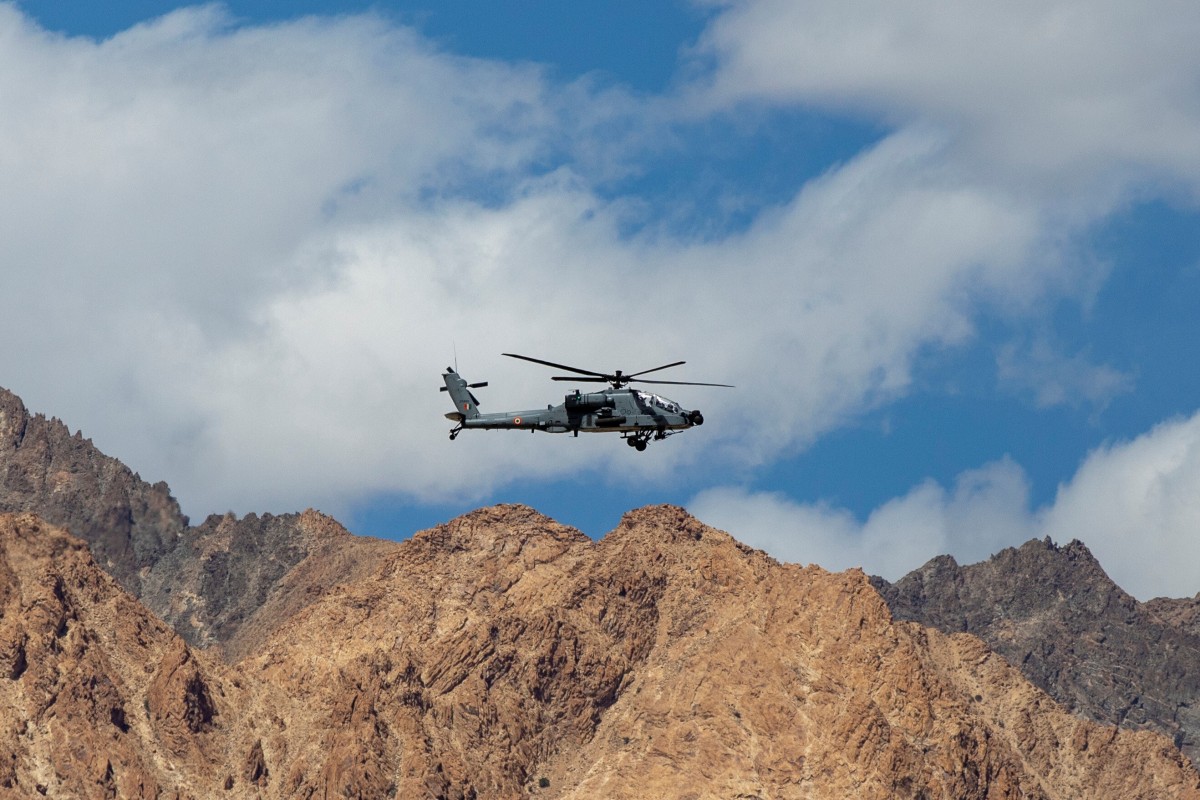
[633,390,683,414]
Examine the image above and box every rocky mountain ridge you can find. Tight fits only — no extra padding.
[0,386,359,651]
[3,507,1197,798]
[0,387,185,593]
[2,383,1200,796]
[871,536,1200,764]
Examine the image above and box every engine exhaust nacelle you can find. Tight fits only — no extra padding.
[564,392,615,412]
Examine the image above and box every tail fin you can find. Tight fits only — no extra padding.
[441,368,485,419]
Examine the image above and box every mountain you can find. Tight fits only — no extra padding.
[871,538,1200,764]
[0,387,186,593]
[2,382,1199,796]
[0,386,372,652]
[3,507,1197,799]
[137,507,391,657]
[240,503,1200,799]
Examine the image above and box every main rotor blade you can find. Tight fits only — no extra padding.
[502,353,608,379]
[550,376,608,382]
[632,378,735,387]
[626,361,686,379]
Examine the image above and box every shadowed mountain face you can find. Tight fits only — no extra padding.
[1,383,1199,796]
[1145,593,1200,639]
[872,538,1200,764]
[136,507,390,654]
[0,387,186,592]
[0,387,364,651]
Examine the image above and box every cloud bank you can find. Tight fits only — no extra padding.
[694,0,1200,200]
[690,410,1200,600]
[0,0,1198,606]
[0,4,1060,512]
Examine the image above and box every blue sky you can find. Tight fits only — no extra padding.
[4,1,1200,599]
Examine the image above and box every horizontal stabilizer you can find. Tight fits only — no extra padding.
[444,412,466,422]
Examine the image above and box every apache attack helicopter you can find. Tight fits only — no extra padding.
[442,353,732,451]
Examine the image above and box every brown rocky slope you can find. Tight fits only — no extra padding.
[8,381,1200,772]
[2,505,1198,798]
[3,380,1200,797]
[0,512,294,797]
[0,387,185,594]
[243,505,1199,798]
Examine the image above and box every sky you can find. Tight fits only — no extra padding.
[3,1,1199,600]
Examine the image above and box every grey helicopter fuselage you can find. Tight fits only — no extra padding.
[442,366,707,450]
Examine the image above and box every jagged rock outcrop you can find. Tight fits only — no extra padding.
[0,386,376,651]
[872,537,1200,765]
[136,507,382,652]
[1145,593,1200,639]
[0,387,186,593]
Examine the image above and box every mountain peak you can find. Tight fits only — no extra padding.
[876,536,1200,762]
[0,387,28,448]
[410,503,587,555]
[612,503,752,552]
[0,385,188,594]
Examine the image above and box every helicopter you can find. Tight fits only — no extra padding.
[442,353,733,451]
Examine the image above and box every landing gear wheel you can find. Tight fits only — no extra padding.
[626,437,639,448]
[634,440,647,452]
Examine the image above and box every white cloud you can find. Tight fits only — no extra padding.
[0,4,583,510]
[1042,413,1200,599]
[688,458,1033,579]
[692,0,1200,200]
[0,0,1196,579]
[997,338,1134,410]
[689,412,1200,600]
[0,1,1066,518]
[0,5,554,303]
